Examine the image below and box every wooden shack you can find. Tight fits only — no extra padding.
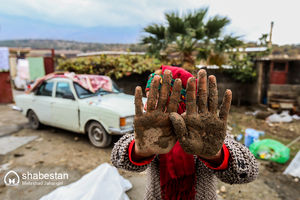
[256,55,300,110]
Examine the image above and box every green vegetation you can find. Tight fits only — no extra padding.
[226,54,257,83]
[57,54,161,79]
[142,8,242,68]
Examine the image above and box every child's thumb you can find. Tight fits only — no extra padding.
[169,112,188,140]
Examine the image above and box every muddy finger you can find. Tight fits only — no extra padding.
[167,78,182,112]
[208,75,218,115]
[147,76,160,112]
[186,77,197,115]
[134,86,144,116]
[169,112,188,139]
[197,69,208,113]
[219,89,232,122]
[157,70,172,111]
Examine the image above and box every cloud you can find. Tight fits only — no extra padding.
[0,0,204,27]
[0,0,299,44]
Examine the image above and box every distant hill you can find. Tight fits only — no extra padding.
[272,44,300,56]
[0,39,146,52]
[1,39,299,56]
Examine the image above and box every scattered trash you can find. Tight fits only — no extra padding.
[40,163,132,200]
[283,151,300,178]
[13,153,24,157]
[227,126,233,131]
[250,139,290,164]
[292,114,300,120]
[266,111,293,123]
[0,162,12,171]
[245,110,273,120]
[245,110,260,116]
[236,134,243,142]
[74,137,79,141]
[11,105,22,112]
[244,128,265,147]
[255,111,274,120]
[289,127,295,132]
[35,160,44,165]
[220,185,226,193]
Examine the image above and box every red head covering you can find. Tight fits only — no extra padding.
[159,65,196,200]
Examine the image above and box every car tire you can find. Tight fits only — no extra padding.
[28,110,41,130]
[87,122,112,148]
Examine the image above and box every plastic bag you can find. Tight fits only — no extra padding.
[284,151,300,178]
[244,128,265,147]
[249,139,290,164]
[40,163,132,200]
[266,111,293,123]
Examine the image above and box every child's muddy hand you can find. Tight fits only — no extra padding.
[170,69,232,157]
[134,70,182,157]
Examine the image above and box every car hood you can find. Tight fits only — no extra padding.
[83,93,146,117]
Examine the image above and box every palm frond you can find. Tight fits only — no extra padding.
[205,16,230,39]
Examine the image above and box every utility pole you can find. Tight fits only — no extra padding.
[268,21,274,49]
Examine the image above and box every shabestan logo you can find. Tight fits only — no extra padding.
[4,170,20,186]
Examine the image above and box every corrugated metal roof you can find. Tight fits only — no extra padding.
[77,51,145,57]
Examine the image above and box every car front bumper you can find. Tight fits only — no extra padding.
[108,127,134,135]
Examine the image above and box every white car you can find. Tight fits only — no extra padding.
[15,76,142,147]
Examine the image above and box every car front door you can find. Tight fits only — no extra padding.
[51,81,79,132]
[32,81,54,125]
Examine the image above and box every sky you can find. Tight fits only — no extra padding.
[0,0,299,45]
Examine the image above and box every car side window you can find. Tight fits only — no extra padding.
[56,82,73,98]
[36,82,54,96]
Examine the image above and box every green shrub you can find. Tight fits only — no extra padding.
[57,55,161,79]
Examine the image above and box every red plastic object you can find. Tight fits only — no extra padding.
[0,72,13,103]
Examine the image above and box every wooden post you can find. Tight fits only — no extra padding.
[257,62,264,104]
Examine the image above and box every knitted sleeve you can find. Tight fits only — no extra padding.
[111,133,150,172]
[213,136,259,184]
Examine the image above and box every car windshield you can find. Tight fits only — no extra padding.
[74,81,121,99]
[95,81,121,95]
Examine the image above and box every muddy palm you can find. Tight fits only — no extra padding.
[134,70,182,157]
[170,69,232,157]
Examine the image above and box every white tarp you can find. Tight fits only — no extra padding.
[14,59,30,89]
[266,111,293,123]
[17,59,30,80]
[284,151,300,178]
[0,47,9,71]
[40,163,132,200]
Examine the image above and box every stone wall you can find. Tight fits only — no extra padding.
[114,69,259,105]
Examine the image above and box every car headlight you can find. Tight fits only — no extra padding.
[120,116,134,127]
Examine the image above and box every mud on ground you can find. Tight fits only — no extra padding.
[0,105,299,200]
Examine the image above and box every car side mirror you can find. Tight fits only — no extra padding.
[63,93,75,100]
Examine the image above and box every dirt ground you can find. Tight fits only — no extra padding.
[0,104,299,200]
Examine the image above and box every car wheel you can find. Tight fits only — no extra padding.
[88,122,112,148]
[28,110,40,129]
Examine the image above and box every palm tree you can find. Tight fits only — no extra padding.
[142,8,242,68]
[141,24,167,59]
